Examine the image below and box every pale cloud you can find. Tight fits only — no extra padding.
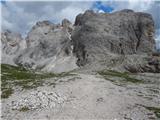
[56,6,85,22]
[128,0,153,11]
[1,1,93,36]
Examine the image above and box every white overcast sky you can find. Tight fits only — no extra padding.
[1,0,160,48]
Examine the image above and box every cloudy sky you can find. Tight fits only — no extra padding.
[1,0,160,48]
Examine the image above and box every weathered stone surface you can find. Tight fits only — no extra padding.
[1,30,26,65]
[1,9,157,73]
[2,73,160,120]
[11,90,67,110]
[14,20,77,72]
[72,9,155,66]
[1,30,25,55]
[124,55,160,73]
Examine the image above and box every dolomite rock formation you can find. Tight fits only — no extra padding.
[62,18,74,33]
[72,9,155,66]
[1,30,26,65]
[1,9,157,73]
[14,20,77,72]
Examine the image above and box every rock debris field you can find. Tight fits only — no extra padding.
[1,72,160,120]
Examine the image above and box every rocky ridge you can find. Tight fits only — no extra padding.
[72,9,155,66]
[1,9,159,73]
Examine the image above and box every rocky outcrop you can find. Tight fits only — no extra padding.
[124,54,160,73]
[72,9,155,66]
[62,18,73,33]
[1,9,157,73]
[1,30,26,65]
[14,20,77,72]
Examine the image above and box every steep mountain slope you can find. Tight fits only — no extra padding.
[72,9,155,66]
[1,9,159,73]
[14,20,77,73]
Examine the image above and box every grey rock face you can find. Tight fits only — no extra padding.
[72,9,155,66]
[14,20,77,72]
[1,30,26,65]
[62,19,73,31]
[1,30,25,55]
[124,55,160,73]
[1,9,157,73]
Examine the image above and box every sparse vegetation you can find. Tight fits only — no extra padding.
[19,106,30,112]
[98,70,144,85]
[1,87,13,99]
[143,106,160,118]
[1,64,75,99]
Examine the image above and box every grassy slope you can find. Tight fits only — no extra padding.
[98,70,144,85]
[1,64,73,99]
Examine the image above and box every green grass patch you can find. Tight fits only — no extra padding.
[144,106,160,118]
[1,64,64,80]
[1,64,75,99]
[1,87,13,99]
[19,106,30,112]
[98,70,144,85]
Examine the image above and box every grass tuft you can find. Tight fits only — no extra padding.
[1,88,13,99]
[19,106,30,112]
[141,105,160,118]
[98,70,144,85]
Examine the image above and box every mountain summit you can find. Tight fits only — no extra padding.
[72,9,155,66]
[1,9,159,73]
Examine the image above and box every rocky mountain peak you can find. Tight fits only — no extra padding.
[119,9,134,13]
[72,9,155,66]
[74,10,96,26]
[1,9,158,73]
[36,20,54,27]
[61,18,73,33]
[62,19,71,27]
[13,19,77,72]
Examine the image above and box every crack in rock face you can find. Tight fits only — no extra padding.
[11,90,67,110]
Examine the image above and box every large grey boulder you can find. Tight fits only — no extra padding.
[72,9,155,66]
[14,20,77,72]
